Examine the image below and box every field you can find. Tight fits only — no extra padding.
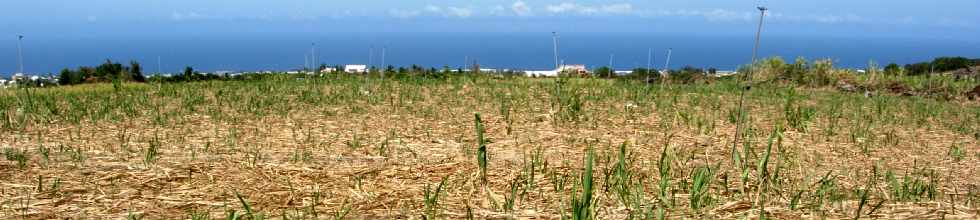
[1,73,979,219]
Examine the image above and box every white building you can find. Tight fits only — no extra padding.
[614,70,633,75]
[320,67,337,73]
[714,71,738,77]
[560,64,589,75]
[345,65,368,73]
[523,64,590,77]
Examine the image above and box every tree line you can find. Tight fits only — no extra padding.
[58,59,146,85]
[897,56,978,76]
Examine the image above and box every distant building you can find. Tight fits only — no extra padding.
[614,70,633,75]
[714,71,738,77]
[560,64,590,75]
[320,67,337,73]
[523,64,590,77]
[345,65,368,73]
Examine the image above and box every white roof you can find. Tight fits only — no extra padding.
[525,70,559,76]
[345,64,367,68]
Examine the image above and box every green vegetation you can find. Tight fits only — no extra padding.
[0,60,977,219]
[58,59,146,85]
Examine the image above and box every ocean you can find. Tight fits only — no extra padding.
[2,32,979,76]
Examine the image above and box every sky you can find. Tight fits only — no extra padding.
[1,0,978,39]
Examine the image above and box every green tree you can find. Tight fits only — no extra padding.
[594,66,615,78]
[58,68,74,85]
[884,63,902,76]
[931,57,971,73]
[130,61,145,82]
[183,66,195,81]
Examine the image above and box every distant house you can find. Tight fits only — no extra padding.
[11,73,26,81]
[523,64,590,77]
[560,64,590,75]
[320,67,337,73]
[714,71,738,77]
[345,65,368,73]
[524,70,558,77]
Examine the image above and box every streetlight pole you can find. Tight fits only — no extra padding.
[646,48,653,83]
[731,6,768,168]
[311,42,316,73]
[552,32,560,72]
[381,47,386,77]
[663,48,672,77]
[17,35,24,74]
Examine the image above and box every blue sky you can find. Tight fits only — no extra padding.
[2,0,978,39]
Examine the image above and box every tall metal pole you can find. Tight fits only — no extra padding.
[663,48,672,76]
[311,42,316,72]
[381,47,386,76]
[17,35,24,74]
[157,56,162,74]
[552,32,560,71]
[609,54,615,70]
[646,48,652,70]
[731,6,768,168]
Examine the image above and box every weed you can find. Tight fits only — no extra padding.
[568,147,596,220]
[3,148,28,169]
[475,113,488,184]
[949,143,965,162]
[688,165,716,212]
[423,176,448,219]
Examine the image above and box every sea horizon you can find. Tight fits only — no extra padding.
[2,32,979,76]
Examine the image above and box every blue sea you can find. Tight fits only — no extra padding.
[2,32,979,76]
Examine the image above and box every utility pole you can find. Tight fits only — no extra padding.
[17,35,24,74]
[609,54,615,76]
[663,48,672,77]
[647,48,652,70]
[311,42,316,72]
[157,56,162,74]
[381,47,386,76]
[731,6,768,170]
[552,32,560,71]
[609,54,614,69]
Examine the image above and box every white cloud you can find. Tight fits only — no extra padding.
[490,5,507,16]
[640,9,752,22]
[389,9,421,19]
[391,5,473,18]
[171,11,204,21]
[600,4,633,14]
[512,1,532,16]
[447,7,473,18]
[545,2,634,15]
[424,5,442,13]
